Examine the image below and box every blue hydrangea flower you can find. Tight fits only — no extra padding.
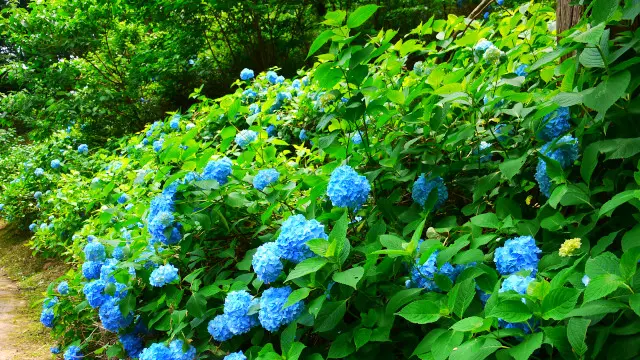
[186,123,195,130]
[170,115,180,130]
[484,11,489,19]
[412,174,448,210]
[99,297,133,332]
[494,236,541,276]
[117,194,129,204]
[64,346,83,360]
[139,343,172,360]
[474,39,493,56]
[235,130,257,149]
[51,159,61,169]
[147,184,181,245]
[275,214,328,263]
[497,0,504,5]
[292,79,302,90]
[582,275,590,286]
[224,291,254,317]
[201,157,233,184]
[153,139,164,152]
[299,129,308,141]
[208,314,233,341]
[408,251,461,291]
[113,247,125,261]
[51,346,61,354]
[351,132,362,145]
[243,89,257,100]
[266,124,276,137]
[83,280,107,308]
[224,351,247,360]
[500,274,534,295]
[100,258,119,282]
[29,223,37,232]
[515,64,528,77]
[34,191,42,199]
[34,168,45,176]
[169,339,197,360]
[252,243,283,283]
[82,261,103,280]
[538,107,571,141]
[535,135,579,197]
[327,165,371,209]
[57,281,69,295]
[249,103,261,115]
[0,204,3,211]
[40,308,55,327]
[84,241,106,262]
[266,71,278,84]
[149,264,179,287]
[43,296,58,309]
[253,169,280,191]
[78,144,89,154]
[277,92,292,102]
[240,68,255,80]
[125,203,134,211]
[258,286,304,332]
[120,333,144,358]
[276,75,285,84]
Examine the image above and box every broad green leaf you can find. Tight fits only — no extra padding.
[567,318,590,357]
[584,71,631,115]
[284,288,312,309]
[432,331,465,360]
[308,30,335,59]
[448,279,476,318]
[470,213,500,229]
[486,300,532,323]
[315,300,346,332]
[585,252,621,278]
[450,317,484,332]
[448,338,501,360]
[354,328,372,350]
[541,288,581,320]
[583,273,624,303]
[346,5,379,28]
[590,0,619,24]
[499,154,528,180]
[285,257,329,282]
[571,23,606,44]
[332,267,364,289]
[328,333,355,359]
[385,288,423,315]
[396,300,441,324]
[509,332,543,360]
[598,190,638,218]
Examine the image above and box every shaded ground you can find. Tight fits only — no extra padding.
[0,221,67,359]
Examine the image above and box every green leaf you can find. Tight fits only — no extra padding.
[585,252,620,278]
[598,189,638,218]
[450,317,484,332]
[583,273,624,303]
[186,293,207,318]
[431,331,465,360]
[412,329,448,357]
[346,5,379,28]
[509,332,543,360]
[566,300,627,318]
[590,0,619,24]
[619,247,640,280]
[330,210,351,266]
[396,300,441,324]
[584,71,631,115]
[470,213,500,229]
[541,288,581,320]
[315,300,346,332]
[486,300,532,323]
[387,89,405,105]
[314,63,343,89]
[540,212,566,231]
[571,23,606,44]
[567,318,590,357]
[499,154,528,180]
[286,257,329,282]
[287,342,306,360]
[323,10,346,26]
[385,288,423,315]
[332,267,364,289]
[449,338,501,360]
[284,288,312,309]
[629,294,640,316]
[448,279,476,318]
[354,328,372,350]
[328,333,355,359]
[308,30,335,59]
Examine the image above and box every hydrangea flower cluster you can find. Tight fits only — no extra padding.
[259,286,305,332]
[240,68,254,80]
[63,345,83,360]
[494,235,541,275]
[153,139,164,152]
[515,64,529,77]
[274,214,328,263]
[34,191,42,199]
[412,174,448,210]
[57,281,69,295]
[34,167,44,176]
[117,193,129,204]
[235,129,258,149]
[40,298,56,328]
[148,183,182,245]
[224,351,247,360]
[77,144,89,154]
[534,135,579,197]
[51,159,61,169]
[266,71,278,84]
[208,290,259,341]
[170,115,180,129]
[149,264,179,287]
[201,157,233,184]
[327,165,371,209]
[253,169,279,191]
[538,107,571,141]
[299,129,308,141]
[266,124,276,137]
[249,103,261,115]
[98,297,133,332]
[407,250,466,291]
[252,242,283,283]
[559,238,581,257]
[351,132,362,145]
[119,333,144,358]
[474,39,493,57]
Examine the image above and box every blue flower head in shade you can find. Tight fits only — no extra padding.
[170,116,180,130]
[29,223,37,232]
[201,157,233,184]
[208,314,233,341]
[276,75,285,84]
[40,308,55,327]
[276,91,292,102]
[500,274,534,299]
[34,191,42,199]
[515,64,529,77]
[35,168,45,176]
[51,159,61,169]
[266,71,278,84]
[169,339,197,360]
[327,165,371,209]
[408,250,462,291]
[117,193,129,204]
[119,333,144,358]
[99,297,133,332]
[64,346,83,360]
[484,11,489,19]
[84,241,106,262]
[139,343,172,360]
[258,286,304,332]
[538,107,571,141]
[235,130,257,149]
[292,79,302,90]
[0,204,3,211]
[266,124,276,137]
[147,184,181,245]
[100,258,119,283]
[351,132,362,145]
[252,243,283,283]
[242,89,257,101]
[474,39,493,57]
[535,135,579,197]
[494,236,541,276]
[299,129,308,141]
[83,280,107,308]
[412,174,448,210]
[253,169,280,191]
[51,346,61,354]
[275,214,328,263]
[78,144,89,154]
[82,261,103,280]
[57,281,69,295]
[496,0,504,5]
[224,351,247,360]
[249,103,261,115]
[153,139,164,152]
[149,264,179,287]
[240,68,255,80]
[113,247,125,261]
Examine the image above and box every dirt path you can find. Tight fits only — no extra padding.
[0,269,49,359]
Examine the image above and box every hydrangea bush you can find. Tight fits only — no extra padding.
[2,2,640,359]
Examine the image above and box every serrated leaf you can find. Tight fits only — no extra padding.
[346,5,379,28]
[284,288,312,309]
[541,288,581,320]
[396,300,441,324]
[285,257,329,282]
[332,267,364,289]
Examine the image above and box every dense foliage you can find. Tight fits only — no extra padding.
[2,0,640,359]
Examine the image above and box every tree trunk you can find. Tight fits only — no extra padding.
[556,0,583,62]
